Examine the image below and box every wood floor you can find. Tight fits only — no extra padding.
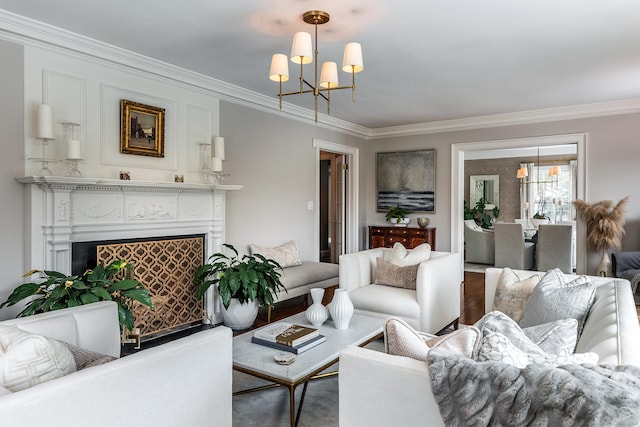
[257,271,486,327]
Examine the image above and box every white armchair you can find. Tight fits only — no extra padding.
[339,248,462,334]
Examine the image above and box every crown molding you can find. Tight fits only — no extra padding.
[367,97,640,139]
[1,9,639,141]
[0,10,370,138]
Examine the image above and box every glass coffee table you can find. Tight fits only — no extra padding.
[233,312,384,427]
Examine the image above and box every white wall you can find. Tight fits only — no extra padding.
[0,40,26,318]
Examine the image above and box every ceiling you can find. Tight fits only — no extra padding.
[1,0,640,129]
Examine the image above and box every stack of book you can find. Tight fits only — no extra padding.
[251,322,326,354]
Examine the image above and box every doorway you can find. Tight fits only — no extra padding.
[319,151,346,263]
[452,133,587,273]
[313,138,359,261]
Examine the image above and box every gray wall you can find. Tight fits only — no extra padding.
[0,40,26,318]
[220,101,367,259]
[368,113,640,272]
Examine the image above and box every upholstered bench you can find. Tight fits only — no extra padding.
[249,241,339,321]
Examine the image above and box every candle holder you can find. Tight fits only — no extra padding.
[66,159,82,177]
[30,138,57,176]
[198,143,212,183]
[61,122,83,177]
[208,171,230,185]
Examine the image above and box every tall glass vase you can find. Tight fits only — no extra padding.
[305,288,329,327]
[328,289,354,330]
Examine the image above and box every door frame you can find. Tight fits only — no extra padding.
[313,138,359,258]
[451,133,587,273]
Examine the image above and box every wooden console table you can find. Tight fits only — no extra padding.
[369,225,436,250]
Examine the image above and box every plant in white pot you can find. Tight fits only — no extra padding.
[385,205,412,226]
[193,244,286,330]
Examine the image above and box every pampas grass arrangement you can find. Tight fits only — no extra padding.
[573,196,629,275]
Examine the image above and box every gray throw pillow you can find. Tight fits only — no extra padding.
[475,311,578,356]
[519,268,595,335]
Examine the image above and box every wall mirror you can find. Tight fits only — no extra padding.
[470,175,499,210]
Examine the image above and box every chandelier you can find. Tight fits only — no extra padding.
[268,10,364,122]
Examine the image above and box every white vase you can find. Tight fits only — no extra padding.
[305,288,329,327]
[597,248,611,277]
[220,298,259,330]
[328,289,354,330]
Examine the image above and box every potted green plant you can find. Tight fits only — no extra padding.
[531,212,549,228]
[193,244,286,330]
[385,205,412,226]
[464,198,499,229]
[0,260,153,333]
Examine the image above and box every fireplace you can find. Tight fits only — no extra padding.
[72,234,206,340]
[18,176,242,328]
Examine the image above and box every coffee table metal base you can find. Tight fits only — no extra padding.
[233,332,381,427]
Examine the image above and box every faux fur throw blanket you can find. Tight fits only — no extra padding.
[427,349,640,426]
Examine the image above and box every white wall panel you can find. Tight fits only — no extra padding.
[23,45,219,182]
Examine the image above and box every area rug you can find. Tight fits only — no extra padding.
[233,338,384,427]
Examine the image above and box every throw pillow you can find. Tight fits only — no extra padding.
[389,242,431,267]
[384,317,481,361]
[475,311,578,356]
[384,317,430,362]
[0,326,76,392]
[64,342,117,370]
[476,331,599,368]
[519,268,596,334]
[425,326,481,358]
[375,257,419,289]
[492,267,540,322]
[249,240,302,268]
[523,318,579,355]
[0,385,11,396]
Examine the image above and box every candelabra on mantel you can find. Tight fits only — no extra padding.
[30,104,58,176]
[199,136,229,185]
[198,142,212,183]
[62,122,83,177]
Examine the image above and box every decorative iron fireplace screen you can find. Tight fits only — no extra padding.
[77,235,206,339]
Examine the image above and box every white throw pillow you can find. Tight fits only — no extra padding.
[492,268,540,323]
[389,242,431,267]
[384,317,481,361]
[425,326,481,358]
[0,326,76,392]
[248,240,302,268]
[384,317,430,361]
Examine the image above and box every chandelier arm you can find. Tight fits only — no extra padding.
[298,62,304,94]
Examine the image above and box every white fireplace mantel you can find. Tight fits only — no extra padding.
[18,175,242,274]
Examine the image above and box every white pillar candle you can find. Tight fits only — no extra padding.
[37,104,54,139]
[67,139,82,160]
[212,157,223,172]
[213,136,225,160]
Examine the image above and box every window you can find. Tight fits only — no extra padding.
[530,164,574,222]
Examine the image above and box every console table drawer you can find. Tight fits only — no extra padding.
[368,225,436,250]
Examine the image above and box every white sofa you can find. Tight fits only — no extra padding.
[339,268,640,427]
[0,301,233,427]
[339,248,462,334]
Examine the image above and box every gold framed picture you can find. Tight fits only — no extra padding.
[120,99,165,157]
